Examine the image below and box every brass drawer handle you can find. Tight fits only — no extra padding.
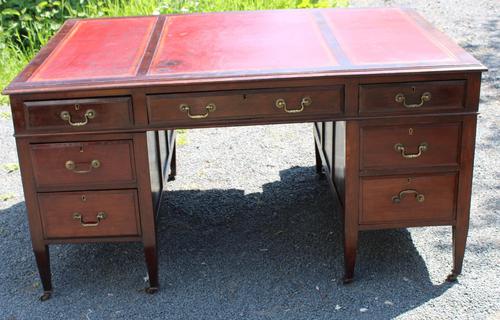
[392,189,425,204]
[394,142,428,159]
[65,159,101,174]
[179,103,216,119]
[72,211,107,227]
[275,96,312,113]
[395,92,431,108]
[60,108,96,126]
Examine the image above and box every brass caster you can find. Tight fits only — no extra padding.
[40,291,52,301]
[446,272,459,282]
[145,287,159,294]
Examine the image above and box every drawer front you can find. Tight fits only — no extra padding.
[147,86,343,125]
[24,97,133,131]
[360,174,457,225]
[361,123,461,170]
[31,140,136,189]
[38,190,140,239]
[359,80,466,114]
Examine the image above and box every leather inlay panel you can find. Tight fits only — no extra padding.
[29,17,157,82]
[324,8,456,65]
[149,10,337,75]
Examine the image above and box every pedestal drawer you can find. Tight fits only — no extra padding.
[360,122,461,170]
[359,80,466,114]
[24,97,133,132]
[30,140,136,189]
[147,86,343,126]
[38,190,141,239]
[360,173,457,225]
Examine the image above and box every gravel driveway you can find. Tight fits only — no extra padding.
[0,1,498,319]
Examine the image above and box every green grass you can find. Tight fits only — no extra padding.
[0,0,347,104]
[176,129,189,146]
[2,162,19,173]
[0,110,12,119]
[72,0,349,16]
[0,43,30,104]
[0,193,15,202]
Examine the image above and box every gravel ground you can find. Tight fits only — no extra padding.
[0,1,498,319]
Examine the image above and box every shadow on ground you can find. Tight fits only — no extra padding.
[0,166,456,319]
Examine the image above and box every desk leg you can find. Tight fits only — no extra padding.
[34,245,53,301]
[168,142,177,181]
[133,133,160,293]
[447,115,476,282]
[144,244,159,293]
[314,140,324,176]
[15,138,53,300]
[343,121,360,283]
[343,227,358,284]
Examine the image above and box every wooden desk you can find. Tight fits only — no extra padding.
[2,8,486,300]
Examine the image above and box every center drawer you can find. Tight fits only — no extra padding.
[30,140,136,189]
[38,190,141,239]
[147,86,344,126]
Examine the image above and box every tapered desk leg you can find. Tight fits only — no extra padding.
[447,225,468,282]
[447,115,476,282]
[144,244,159,293]
[168,143,177,182]
[343,121,360,284]
[314,139,324,176]
[34,245,53,301]
[16,138,54,300]
[133,133,160,293]
[343,228,358,284]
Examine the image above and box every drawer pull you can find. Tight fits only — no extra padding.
[60,109,96,126]
[395,92,431,108]
[72,211,107,227]
[65,159,101,173]
[179,103,216,119]
[275,96,312,113]
[392,189,425,204]
[394,142,428,159]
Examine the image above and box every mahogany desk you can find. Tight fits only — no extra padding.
[2,8,486,300]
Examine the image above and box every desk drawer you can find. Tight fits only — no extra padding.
[38,190,140,239]
[359,80,466,114]
[24,97,133,131]
[31,140,136,189]
[361,123,461,170]
[360,173,457,225]
[147,86,343,125]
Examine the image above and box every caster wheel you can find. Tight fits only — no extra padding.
[145,287,158,294]
[40,291,52,301]
[446,273,459,282]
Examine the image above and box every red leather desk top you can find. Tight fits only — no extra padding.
[4,8,485,94]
